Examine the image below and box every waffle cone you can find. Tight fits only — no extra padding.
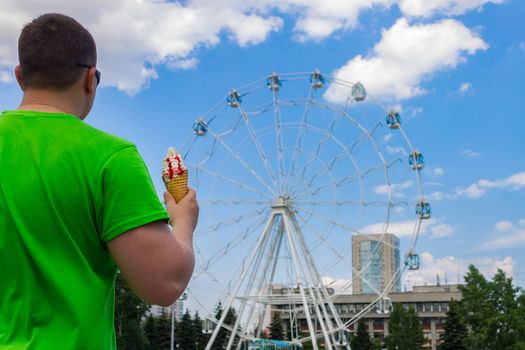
[165,170,188,203]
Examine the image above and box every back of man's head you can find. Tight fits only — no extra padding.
[18,13,97,91]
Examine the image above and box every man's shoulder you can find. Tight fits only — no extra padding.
[81,122,134,150]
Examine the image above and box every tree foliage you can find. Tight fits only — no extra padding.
[176,310,197,350]
[212,302,240,349]
[350,319,373,350]
[387,303,423,350]
[114,272,150,350]
[269,312,285,340]
[458,265,525,350]
[440,299,468,350]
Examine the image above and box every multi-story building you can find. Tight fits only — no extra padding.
[149,298,185,321]
[352,234,401,294]
[273,284,461,350]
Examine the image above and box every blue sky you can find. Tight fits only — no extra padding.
[1,0,524,308]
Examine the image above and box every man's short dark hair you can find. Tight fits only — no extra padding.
[18,13,97,90]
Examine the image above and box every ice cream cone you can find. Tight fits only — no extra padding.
[165,169,188,203]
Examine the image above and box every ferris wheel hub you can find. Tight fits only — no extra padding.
[271,195,293,209]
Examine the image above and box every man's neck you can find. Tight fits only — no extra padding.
[17,89,82,118]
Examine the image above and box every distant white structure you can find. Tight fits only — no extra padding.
[149,299,185,321]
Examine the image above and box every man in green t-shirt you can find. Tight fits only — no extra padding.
[0,13,199,349]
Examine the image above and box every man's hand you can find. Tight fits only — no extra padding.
[164,188,199,236]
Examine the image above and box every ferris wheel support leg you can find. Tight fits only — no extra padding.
[290,214,351,350]
[227,219,285,350]
[205,215,276,350]
[281,209,335,350]
[225,214,279,350]
[285,210,340,349]
[241,222,286,348]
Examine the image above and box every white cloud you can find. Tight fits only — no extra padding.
[404,252,514,289]
[476,228,525,251]
[383,133,393,142]
[0,69,12,83]
[456,171,525,198]
[494,220,513,232]
[0,1,284,94]
[373,180,412,196]
[519,219,525,227]
[398,0,505,18]
[325,18,488,101]
[0,0,403,94]
[430,167,444,177]
[360,217,454,239]
[430,223,454,238]
[321,276,352,294]
[386,145,406,155]
[458,82,473,94]
[275,0,395,42]
[166,57,199,70]
[459,149,481,159]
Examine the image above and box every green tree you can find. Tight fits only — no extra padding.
[459,265,525,350]
[405,305,424,349]
[458,265,490,349]
[387,303,423,350]
[143,315,159,350]
[114,272,149,350]
[269,313,285,340]
[176,310,197,350]
[213,302,240,349]
[372,337,383,350]
[193,311,206,350]
[350,319,372,350]
[440,299,467,350]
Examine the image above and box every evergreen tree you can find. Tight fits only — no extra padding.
[213,302,240,349]
[155,310,172,350]
[176,310,196,350]
[386,303,405,350]
[371,337,382,350]
[269,313,285,340]
[405,305,424,349]
[143,315,158,350]
[350,319,372,350]
[386,303,423,350]
[440,299,467,350]
[114,272,149,350]
[193,311,206,350]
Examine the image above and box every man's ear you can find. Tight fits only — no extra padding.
[15,65,25,91]
[84,67,96,94]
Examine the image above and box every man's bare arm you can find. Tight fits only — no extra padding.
[107,189,198,306]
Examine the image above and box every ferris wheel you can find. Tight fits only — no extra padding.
[180,70,429,350]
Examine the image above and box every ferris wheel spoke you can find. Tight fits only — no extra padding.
[271,90,287,194]
[189,162,273,199]
[286,87,313,191]
[195,217,268,277]
[198,199,270,206]
[293,200,406,211]
[196,207,267,236]
[206,127,278,196]
[237,104,280,190]
[293,205,361,234]
[293,164,382,202]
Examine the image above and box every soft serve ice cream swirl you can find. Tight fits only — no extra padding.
[162,147,186,182]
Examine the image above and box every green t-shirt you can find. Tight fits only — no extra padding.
[0,110,169,349]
